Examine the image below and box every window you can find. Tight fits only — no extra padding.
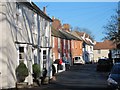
[43,50,46,68]
[68,40,70,49]
[75,42,77,49]
[19,47,24,62]
[98,50,101,54]
[32,13,38,34]
[90,46,92,51]
[58,38,60,49]
[72,41,74,48]
[80,43,81,49]
[16,3,22,28]
[98,57,101,59]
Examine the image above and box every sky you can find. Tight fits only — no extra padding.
[34,2,118,42]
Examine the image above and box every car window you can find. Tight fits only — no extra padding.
[98,59,109,64]
[111,64,120,74]
[75,57,78,60]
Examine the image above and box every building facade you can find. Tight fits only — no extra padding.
[0,2,52,89]
[93,40,116,63]
[72,31,95,63]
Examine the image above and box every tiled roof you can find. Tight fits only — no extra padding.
[60,30,82,40]
[70,31,82,40]
[94,40,116,50]
[51,28,82,40]
[51,28,66,39]
[22,2,53,22]
[74,31,87,37]
[74,31,94,41]
[72,31,93,45]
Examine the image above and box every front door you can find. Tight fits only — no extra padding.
[43,50,47,68]
[0,54,2,89]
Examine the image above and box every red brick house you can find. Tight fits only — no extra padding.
[51,17,63,61]
[72,31,95,63]
[51,18,82,65]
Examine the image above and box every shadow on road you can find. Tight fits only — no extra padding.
[36,82,109,90]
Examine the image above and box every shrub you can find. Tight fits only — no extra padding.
[16,62,29,82]
[32,63,41,79]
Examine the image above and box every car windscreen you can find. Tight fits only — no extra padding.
[98,59,107,63]
[75,57,80,60]
[111,64,120,74]
[75,57,78,60]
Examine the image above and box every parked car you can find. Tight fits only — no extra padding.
[63,60,70,70]
[114,58,120,63]
[73,56,85,65]
[107,63,120,89]
[54,59,63,70]
[96,58,113,72]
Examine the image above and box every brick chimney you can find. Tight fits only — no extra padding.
[52,16,55,20]
[43,7,46,14]
[63,24,70,31]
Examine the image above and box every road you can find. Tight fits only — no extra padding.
[24,64,109,90]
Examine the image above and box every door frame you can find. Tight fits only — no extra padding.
[0,55,2,89]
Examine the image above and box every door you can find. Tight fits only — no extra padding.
[43,50,47,68]
[0,54,2,89]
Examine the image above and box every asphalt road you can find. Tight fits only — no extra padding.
[19,64,109,90]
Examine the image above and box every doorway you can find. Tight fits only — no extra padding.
[0,55,2,89]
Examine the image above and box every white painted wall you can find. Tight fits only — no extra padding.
[0,2,52,89]
[93,49,109,62]
[0,2,18,89]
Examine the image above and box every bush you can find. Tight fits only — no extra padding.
[16,62,29,82]
[32,63,41,79]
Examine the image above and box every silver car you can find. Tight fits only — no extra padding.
[107,63,120,90]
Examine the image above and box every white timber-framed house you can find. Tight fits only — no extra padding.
[0,1,52,89]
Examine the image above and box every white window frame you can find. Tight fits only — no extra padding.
[68,40,70,49]
[98,50,101,54]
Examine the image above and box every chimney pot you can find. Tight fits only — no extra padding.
[43,7,46,14]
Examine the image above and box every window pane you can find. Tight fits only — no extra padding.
[43,50,46,54]
[19,47,24,52]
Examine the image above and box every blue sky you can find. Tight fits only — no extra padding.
[35,2,117,42]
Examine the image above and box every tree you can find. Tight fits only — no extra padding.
[103,12,120,48]
[73,26,95,40]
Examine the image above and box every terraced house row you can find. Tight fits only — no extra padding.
[51,18,95,65]
[0,1,95,89]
